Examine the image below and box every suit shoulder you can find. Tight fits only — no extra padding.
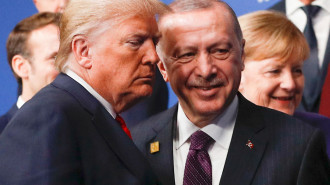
[134,105,177,130]
[268,1,285,12]
[0,114,10,134]
[240,97,316,137]
[0,104,18,133]
[7,85,89,134]
[27,84,86,115]
[261,105,314,131]
[131,105,177,142]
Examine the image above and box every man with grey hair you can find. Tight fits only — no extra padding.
[132,0,330,184]
[0,0,168,184]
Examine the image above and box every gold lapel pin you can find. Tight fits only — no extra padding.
[150,141,159,154]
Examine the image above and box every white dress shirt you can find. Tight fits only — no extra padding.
[65,69,117,119]
[173,96,238,185]
[286,0,330,67]
[16,96,25,109]
[6,96,25,127]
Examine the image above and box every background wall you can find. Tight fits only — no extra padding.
[0,0,280,115]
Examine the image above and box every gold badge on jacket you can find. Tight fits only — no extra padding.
[150,141,159,154]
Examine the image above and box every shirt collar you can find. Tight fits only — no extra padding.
[16,95,25,109]
[65,69,117,119]
[315,0,330,13]
[176,95,238,150]
[286,0,330,15]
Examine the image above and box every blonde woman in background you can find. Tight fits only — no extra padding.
[238,10,330,158]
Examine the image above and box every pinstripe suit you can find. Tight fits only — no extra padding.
[132,94,330,185]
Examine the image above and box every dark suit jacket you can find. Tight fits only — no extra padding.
[0,73,159,185]
[132,94,330,185]
[0,104,18,134]
[269,0,330,112]
[294,111,330,158]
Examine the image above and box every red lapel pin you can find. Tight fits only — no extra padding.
[246,140,254,149]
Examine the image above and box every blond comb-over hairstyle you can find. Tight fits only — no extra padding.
[238,10,309,63]
[56,0,169,71]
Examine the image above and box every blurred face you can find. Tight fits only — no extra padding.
[158,6,244,125]
[239,57,304,115]
[299,0,315,5]
[89,16,159,113]
[27,24,60,95]
[33,0,69,13]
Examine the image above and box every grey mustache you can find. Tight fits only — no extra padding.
[188,77,225,87]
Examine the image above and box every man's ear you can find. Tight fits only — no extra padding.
[72,35,92,69]
[239,71,245,92]
[12,55,30,80]
[157,61,169,82]
[241,39,246,71]
[33,0,41,11]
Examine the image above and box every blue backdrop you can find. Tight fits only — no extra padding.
[0,0,280,115]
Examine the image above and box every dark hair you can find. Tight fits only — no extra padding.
[6,12,61,85]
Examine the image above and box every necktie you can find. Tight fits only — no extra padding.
[115,115,132,139]
[183,130,215,185]
[301,5,321,111]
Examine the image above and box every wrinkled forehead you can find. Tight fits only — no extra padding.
[159,6,232,34]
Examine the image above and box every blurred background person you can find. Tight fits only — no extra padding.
[270,0,330,114]
[14,0,70,105]
[0,12,60,134]
[238,10,330,158]
[33,0,69,13]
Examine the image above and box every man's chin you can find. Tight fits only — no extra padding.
[138,85,153,97]
[120,90,153,113]
[130,86,153,103]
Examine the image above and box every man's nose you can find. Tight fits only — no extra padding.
[195,53,216,79]
[142,40,159,65]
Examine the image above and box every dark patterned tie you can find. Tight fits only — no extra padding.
[183,130,215,185]
[301,5,321,111]
[115,115,132,139]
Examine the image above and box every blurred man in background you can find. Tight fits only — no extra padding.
[0,12,60,133]
[33,0,69,13]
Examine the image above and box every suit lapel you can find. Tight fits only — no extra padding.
[92,107,157,182]
[53,73,156,182]
[220,95,269,185]
[144,106,177,185]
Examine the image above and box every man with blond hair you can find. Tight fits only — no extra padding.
[0,0,168,184]
[132,0,330,184]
